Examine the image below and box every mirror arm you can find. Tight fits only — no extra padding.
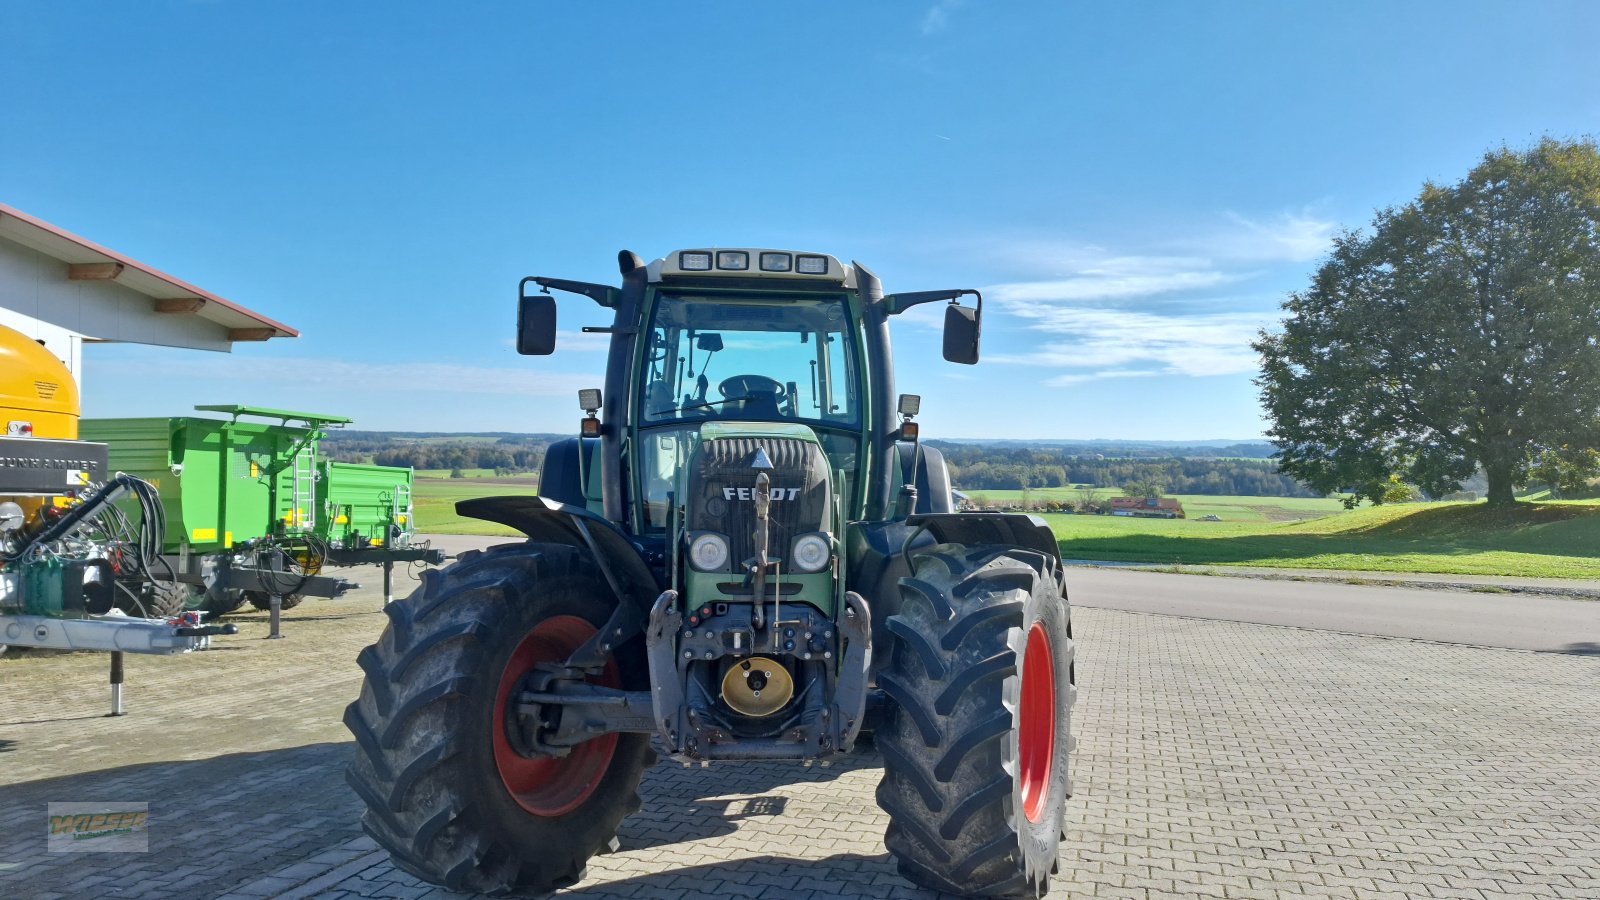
[883,288,982,315]
[522,275,621,309]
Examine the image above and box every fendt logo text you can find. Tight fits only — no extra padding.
[723,486,801,501]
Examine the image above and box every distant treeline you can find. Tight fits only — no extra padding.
[322,432,559,472]
[321,432,1316,498]
[931,442,1319,497]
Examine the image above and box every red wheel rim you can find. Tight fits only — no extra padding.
[1018,621,1056,824]
[491,615,620,817]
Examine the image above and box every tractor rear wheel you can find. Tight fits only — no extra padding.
[245,591,305,611]
[876,543,1075,897]
[344,542,653,896]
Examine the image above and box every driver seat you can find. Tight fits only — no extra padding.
[738,390,783,418]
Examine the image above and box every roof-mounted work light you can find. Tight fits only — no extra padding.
[679,251,712,271]
[759,252,792,272]
[795,254,829,275]
[716,250,749,270]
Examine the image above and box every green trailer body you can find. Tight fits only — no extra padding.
[320,460,415,548]
[81,407,415,553]
[80,415,320,553]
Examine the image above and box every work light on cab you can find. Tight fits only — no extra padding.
[795,254,828,274]
[715,251,749,271]
[679,251,712,271]
[758,252,792,272]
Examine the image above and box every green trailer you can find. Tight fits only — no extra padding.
[80,406,443,617]
[320,460,415,550]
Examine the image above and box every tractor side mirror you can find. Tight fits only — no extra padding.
[517,294,557,356]
[943,303,980,365]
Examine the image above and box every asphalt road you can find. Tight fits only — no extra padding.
[417,534,1600,655]
[1065,566,1600,654]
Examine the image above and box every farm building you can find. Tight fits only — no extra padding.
[1109,496,1186,519]
[0,201,296,386]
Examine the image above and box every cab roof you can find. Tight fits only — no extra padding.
[648,248,857,289]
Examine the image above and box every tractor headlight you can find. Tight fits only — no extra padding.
[790,533,831,573]
[688,532,731,572]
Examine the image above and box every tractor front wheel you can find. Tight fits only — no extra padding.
[344,542,653,896]
[876,543,1075,897]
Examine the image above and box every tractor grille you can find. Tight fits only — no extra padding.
[687,437,830,570]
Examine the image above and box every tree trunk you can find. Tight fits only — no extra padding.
[1485,462,1517,506]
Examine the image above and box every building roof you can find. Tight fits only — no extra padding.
[0,202,297,341]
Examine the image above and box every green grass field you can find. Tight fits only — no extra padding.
[968,489,1345,522]
[414,467,534,479]
[414,474,1600,579]
[413,475,539,536]
[1048,500,1600,578]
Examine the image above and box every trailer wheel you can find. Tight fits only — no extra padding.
[198,588,246,618]
[245,591,305,611]
[876,543,1075,898]
[115,579,191,618]
[344,542,653,896]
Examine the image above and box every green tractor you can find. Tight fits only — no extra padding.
[345,249,1076,896]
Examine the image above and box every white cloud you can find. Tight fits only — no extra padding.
[921,0,962,35]
[990,305,1270,378]
[1043,369,1163,388]
[969,210,1329,384]
[97,355,600,398]
[988,267,1235,304]
[1208,211,1337,263]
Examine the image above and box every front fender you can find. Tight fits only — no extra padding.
[455,495,661,608]
[904,512,1061,563]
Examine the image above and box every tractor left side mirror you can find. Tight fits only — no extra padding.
[517,294,557,356]
[943,303,980,365]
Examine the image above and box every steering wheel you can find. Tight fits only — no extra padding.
[717,374,786,400]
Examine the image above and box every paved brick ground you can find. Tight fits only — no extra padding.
[3,573,1598,899]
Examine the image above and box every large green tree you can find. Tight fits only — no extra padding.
[1255,138,1600,506]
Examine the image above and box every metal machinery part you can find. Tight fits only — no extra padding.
[0,323,236,712]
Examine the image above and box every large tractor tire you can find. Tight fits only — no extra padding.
[344,542,654,896]
[246,591,305,611]
[876,543,1075,898]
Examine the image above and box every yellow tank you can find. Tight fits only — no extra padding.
[0,323,78,439]
[1,323,80,522]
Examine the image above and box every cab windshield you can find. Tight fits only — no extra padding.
[639,292,861,427]
[633,291,864,533]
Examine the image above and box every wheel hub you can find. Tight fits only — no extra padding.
[491,615,620,817]
[1018,620,1056,824]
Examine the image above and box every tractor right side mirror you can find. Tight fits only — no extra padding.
[943,303,980,365]
[517,294,557,356]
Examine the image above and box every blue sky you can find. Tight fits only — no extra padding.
[3,1,1597,439]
